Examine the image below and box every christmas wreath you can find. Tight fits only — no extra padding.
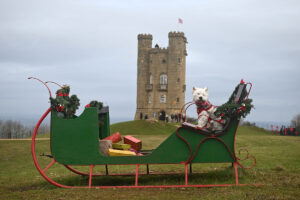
[50,85,80,118]
[215,82,254,119]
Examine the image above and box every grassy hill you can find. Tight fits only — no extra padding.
[110,120,178,135]
[1,120,300,199]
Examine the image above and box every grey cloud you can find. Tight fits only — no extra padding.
[0,0,299,125]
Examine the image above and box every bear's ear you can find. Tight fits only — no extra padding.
[204,87,208,92]
[193,87,196,91]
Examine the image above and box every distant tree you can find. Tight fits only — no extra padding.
[241,121,256,127]
[291,114,300,132]
[0,120,49,138]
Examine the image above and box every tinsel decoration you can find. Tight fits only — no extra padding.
[50,85,80,118]
[215,83,254,119]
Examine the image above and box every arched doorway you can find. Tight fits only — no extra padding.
[159,110,166,121]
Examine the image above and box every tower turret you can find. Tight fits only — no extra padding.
[167,32,187,113]
[136,34,153,115]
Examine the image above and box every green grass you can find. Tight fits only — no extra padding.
[1,121,300,199]
[110,120,178,135]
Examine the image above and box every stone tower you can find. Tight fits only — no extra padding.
[134,32,187,120]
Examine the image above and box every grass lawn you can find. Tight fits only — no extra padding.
[1,120,300,199]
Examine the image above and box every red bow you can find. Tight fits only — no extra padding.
[56,106,64,112]
[57,92,63,97]
[56,92,69,97]
[237,105,246,113]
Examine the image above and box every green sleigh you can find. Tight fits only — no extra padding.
[30,77,257,188]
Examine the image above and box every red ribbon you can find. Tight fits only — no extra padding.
[85,104,90,108]
[57,92,63,97]
[56,92,69,97]
[237,105,246,113]
[56,106,64,112]
[240,79,245,84]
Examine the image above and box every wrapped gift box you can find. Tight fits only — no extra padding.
[108,149,136,156]
[124,135,142,152]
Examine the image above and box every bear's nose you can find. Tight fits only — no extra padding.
[199,96,203,101]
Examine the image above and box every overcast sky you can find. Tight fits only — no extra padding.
[0,0,299,125]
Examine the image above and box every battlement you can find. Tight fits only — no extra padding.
[138,34,153,40]
[168,31,187,43]
[168,31,185,38]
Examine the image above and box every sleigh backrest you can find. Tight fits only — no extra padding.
[213,83,248,135]
[232,84,247,104]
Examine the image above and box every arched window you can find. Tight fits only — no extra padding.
[149,74,153,84]
[160,74,167,85]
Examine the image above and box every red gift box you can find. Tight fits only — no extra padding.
[103,132,122,143]
[124,135,142,152]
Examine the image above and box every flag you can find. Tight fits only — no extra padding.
[178,18,183,24]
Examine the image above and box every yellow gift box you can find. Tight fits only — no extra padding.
[108,149,136,156]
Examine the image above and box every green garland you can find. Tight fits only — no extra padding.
[88,100,103,110]
[50,85,80,118]
[215,83,254,119]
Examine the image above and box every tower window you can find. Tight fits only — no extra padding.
[149,74,153,84]
[160,95,166,103]
[160,74,167,85]
[162,59,166,64]
[177,98,180,103]
[177,78,180,83]
[148,95,152,104]
[178,58,181,63]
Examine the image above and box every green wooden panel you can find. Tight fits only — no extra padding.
[51,108,238,165]
[51,108,100,164]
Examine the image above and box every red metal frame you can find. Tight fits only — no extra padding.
[89,165,94,188]
[65,164,184,176]
[45,81,63,88]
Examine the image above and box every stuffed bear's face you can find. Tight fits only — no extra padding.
[192,87,209,103]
